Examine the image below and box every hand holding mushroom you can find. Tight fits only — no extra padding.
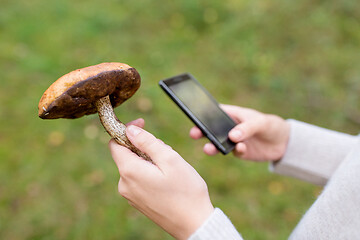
[109,125,214,240]
[38,62,152,162]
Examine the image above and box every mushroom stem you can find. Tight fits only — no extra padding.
[95,95,152,162]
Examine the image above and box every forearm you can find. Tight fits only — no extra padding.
[271,119,358,185]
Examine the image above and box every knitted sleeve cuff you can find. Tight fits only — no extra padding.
[270,119,358,185]
[188,208,243,240]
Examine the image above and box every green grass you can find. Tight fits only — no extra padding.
[1,0,359,239]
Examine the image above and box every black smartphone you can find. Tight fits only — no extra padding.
[159,73,236,154]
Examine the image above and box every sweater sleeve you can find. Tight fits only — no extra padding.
[270,119,358,185]
[188,208,243,240]
[289,140,360,239]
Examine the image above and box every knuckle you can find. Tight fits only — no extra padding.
[120,165,134,179]
[118,180,129,198]
[162,142,174,151]
[148,138,161,149]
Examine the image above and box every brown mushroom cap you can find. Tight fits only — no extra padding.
[38,62,141,119]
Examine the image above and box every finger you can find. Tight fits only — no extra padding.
[203,143,219,156]
[190,126,203,139]
[118,179,138,207]
[228,125,243,142]
[125,118,145,128]
[233,142,246,158]
[118,178,130,200]
[109,139,134,172]
[109,139,159,179]
[126,125,175,166]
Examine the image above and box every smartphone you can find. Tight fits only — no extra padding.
[159,73,236,154]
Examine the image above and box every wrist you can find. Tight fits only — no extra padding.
[278,119,290,159]
[179,204,215,240]
[264,114,290,161]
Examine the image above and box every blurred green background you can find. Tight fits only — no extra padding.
[1,0,359,239]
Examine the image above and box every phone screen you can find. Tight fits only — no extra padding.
[160,73,236,154]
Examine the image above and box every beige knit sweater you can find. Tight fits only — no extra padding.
[189,120,359,240]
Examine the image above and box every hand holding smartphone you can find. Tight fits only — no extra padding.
[159,73,236,154]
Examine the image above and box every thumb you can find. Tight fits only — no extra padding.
[228,121,261,143]
[126,125,173,166]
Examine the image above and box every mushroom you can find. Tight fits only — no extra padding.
[38,62,152,162]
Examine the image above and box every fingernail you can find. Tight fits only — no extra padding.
[127,125,141,137]
[231,129,242,140]
[204,143,212,148]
